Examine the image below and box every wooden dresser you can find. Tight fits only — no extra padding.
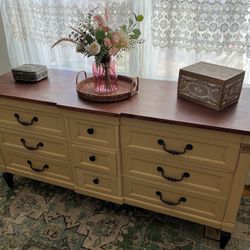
[0,69,250,249]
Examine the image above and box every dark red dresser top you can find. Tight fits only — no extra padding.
[0,69,250,135]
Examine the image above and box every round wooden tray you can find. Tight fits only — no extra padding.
[76,71,139,103]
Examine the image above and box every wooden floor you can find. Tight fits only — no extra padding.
[243,185,250,197]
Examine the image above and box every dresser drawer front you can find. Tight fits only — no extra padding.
[121,126,240,171]
[68,118,118,149]
[122,153,233,198]
[1,131,69,161]
[0,104,66,138]
[71,145,117,175]
[3,150,74,184]
[123,177,226,222]
[75,169,119,195]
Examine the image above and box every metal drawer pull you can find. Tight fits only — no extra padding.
[14,113,38,126]
[157,166,190,182]
[87,128,94,135]
[20,138,44,151]
[157,139,193,155]
[89,155,96,162]
[93,178,99,184]
[156,191,187,206]
[27,160,49,172]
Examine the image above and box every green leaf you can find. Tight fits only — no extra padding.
[121,24,127,32]
[137,15,144,22]
[132,29,141,39]
[133,12,144,22]
[86,34,94,44]
[129,18,133,26]
[95,30,105,40]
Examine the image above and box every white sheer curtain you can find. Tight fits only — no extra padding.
[138,0,250,82]
[1,0,250,83]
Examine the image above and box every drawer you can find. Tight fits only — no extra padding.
[75,168,120,196]
[71,145,117,175]
[0,100,66,138]
[122,152,233,198]
[3,150,74,188]
[121,125,241,171]
[1,130,69,161]
[68,118,118,149]
[123,177,226,224]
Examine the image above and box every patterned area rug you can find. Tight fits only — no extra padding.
[0,175,250,250]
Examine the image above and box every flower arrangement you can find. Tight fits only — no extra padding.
[52,10,144,65]
[52,8,144,93]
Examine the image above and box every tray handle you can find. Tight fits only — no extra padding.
[76,71,87,85]
[130,77,139,93]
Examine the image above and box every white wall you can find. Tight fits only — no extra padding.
[0,12,11,75]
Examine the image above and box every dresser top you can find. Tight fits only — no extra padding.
[0,69,250,135]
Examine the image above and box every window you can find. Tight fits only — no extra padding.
[1,0,249,83]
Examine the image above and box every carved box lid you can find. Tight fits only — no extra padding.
[179,61,245,83]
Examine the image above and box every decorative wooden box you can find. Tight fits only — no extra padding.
[177,62,245,111]
[12,64,48,82]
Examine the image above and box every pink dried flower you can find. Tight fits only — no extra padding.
[109,47,120,56]
[102,26,109,32]
[104,38,112,48]
[94,15,107,28]
[111,32,120,45]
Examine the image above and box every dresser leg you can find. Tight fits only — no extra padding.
[2,173,14,188]
[220,230,231,249]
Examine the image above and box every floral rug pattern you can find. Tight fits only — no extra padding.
[0,175,250,250]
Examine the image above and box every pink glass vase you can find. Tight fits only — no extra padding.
[92,56,118,94]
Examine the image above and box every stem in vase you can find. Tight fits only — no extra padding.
[103,63,112,91]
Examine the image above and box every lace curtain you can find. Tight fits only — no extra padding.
[0,0,134,74]
[1,0,250,83]
[144,0,250,82]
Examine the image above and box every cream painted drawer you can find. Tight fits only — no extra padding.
[71,145,117,175]
[1,130,69,161]
[122,152,233,198]
[75,168,119,196]
[0,100,66,138]
[68,118,118,149]
[121,124,241,171]
[3,150,74,188]
[123,177,226,223]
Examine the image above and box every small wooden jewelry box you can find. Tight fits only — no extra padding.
[12,64,48,82]
[177,62,245,111]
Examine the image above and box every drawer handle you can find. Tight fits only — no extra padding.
[156,191,187,206]
[93,178,99,184]
[157,139,193,155]
[157,166,190,182]
[87,128,94,135]
[14,113,38,126]
[89,155,96,162]
[27,160,49,172]
[20,138,44,151]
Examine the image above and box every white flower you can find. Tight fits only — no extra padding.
[85,41,101,55]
